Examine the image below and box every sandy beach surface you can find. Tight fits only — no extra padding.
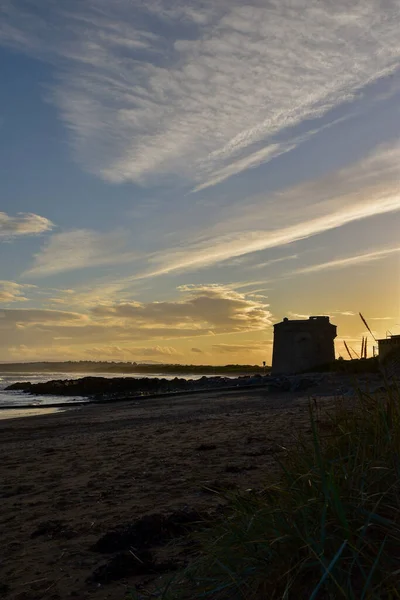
[0,387,338,600]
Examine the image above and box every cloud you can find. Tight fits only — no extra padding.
[134,345,181,357]
[0,281,36,303]
[91,284,272,332]
[292,246,400,275]
[1,1,399,188]
[25,229,139,276]
[4,342,179,362]
[0,212,53,239]
[250,255,299,271]
[191,347,203,353]
[46,281,144,309]
[369,316,397,321]
[0,285,272,361]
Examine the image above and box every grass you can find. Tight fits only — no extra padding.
[139,377,400,600]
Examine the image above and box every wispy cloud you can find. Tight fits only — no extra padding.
[0,212,53,239]
[1,1,399,188]
[24,141,400,282]
[250,255,299,271]
[370,316,398,321]
[25,229,139,277]
[192,143,294,193]
[292,246,400,276]
[192,115,353,193]
[132,143,400,278]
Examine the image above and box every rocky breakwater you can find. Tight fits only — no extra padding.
[5,373,321,400]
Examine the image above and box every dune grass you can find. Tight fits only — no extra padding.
[140,377,400,600]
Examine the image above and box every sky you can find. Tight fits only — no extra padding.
[0,0,400,365]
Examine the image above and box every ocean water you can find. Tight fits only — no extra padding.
[0,371,224,409]
[0,372,90,408]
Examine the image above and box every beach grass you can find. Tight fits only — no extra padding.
[136,376,400,599]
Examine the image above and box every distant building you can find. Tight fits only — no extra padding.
[272,316,337,374]
[377,334,400,363]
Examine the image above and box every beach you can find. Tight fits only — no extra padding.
[0,385,335,600]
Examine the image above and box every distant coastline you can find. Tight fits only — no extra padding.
[0,361,271,376]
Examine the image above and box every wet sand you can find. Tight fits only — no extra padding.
[0,408,65,420]
[0,387,334,600]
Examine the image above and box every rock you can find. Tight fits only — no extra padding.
[4,382,32,391]
[290,377,315,392]
[5,372,269,399]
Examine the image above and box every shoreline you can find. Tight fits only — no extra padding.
[0,381,271,412]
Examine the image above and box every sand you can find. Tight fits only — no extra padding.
[0,387,335,600]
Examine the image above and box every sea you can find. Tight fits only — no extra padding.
[0,371,229,410]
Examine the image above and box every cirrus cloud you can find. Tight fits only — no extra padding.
[25,229,139,277]
[291,246,400,276]
[130,142,400,279]
[1,1,399,188]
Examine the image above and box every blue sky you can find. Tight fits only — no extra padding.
[0,0,399,364]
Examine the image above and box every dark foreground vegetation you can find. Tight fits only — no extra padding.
[142,378,400,599]
[307,356,380,374]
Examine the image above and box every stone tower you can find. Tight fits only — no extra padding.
[377,335,400,380]
[377,335,400,364]
[272,316,337,374]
